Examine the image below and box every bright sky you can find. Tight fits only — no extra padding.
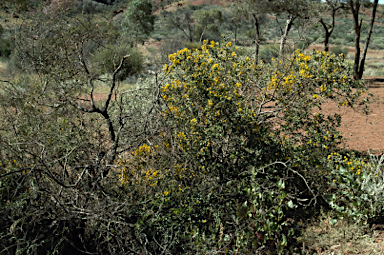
[380,0,384,4]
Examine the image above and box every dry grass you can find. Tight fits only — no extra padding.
[298,212,384,254]
[0,61,6,76]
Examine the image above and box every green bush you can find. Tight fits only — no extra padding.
[295,39,311,51]
[324,152,384,224]
[0,37,12,59]
[330,45,349,57]
[259,44,279,64]
[91,44,145,81]
[0,18,370,252]
[116,39,368,253]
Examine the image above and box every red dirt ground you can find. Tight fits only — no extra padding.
[321,77,384,154]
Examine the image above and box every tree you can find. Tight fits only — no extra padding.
[346,0,379,80]
[274,0,317,56]
[222,5,245,45]
[0,13,156,253]
[239,0,271,65]
[122,0,155,46]
[160,8,195,42]
[240,0,315,64]
[319,0,346,52]
[193,6,223,43]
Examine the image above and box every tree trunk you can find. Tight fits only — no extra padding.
[350,0,362,80]
[199,26,207,43]
[234,24,238,45]
[319,4,337,53]
[357,0,378,79]
[253,14,260,66]
[279,15,295,56]
[320,19,331,52]
[188,24,193,42]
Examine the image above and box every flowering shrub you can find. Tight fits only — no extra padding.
[115,38,368,253]
[325,152,384,224]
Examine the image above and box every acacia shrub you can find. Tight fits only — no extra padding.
[117,38,368,253]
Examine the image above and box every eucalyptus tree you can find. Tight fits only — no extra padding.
[122,0,155,46]
[274,0,318,56]
[345,0,379,80]
[193,6,223,42]
[222,5,245,45]
[160,8,195,42]
[241,0,317,64]
[319,0,347,52]
[238,0,271,65]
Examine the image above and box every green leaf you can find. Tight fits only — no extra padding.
[281,234,287,247]
[287,200,296,209]
[323,193,335,205]
[329,218,338,225]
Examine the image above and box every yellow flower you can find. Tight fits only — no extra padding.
[313,94,319,99]
[190,118,197,125]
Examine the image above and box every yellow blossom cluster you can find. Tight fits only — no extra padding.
[328,152,368,176]
[117,144,161,187]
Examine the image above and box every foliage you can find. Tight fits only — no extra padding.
[160,8,196,42]
[0,5,375,252]
[259,44,280,64]
[115,38,368,253]
[122,0,155,46]
[72,0,107,15]
[91,44,145,81]
[0,37,12,59]
[330,45,349,57]
[193,6,223,42]
[324,152,384,224]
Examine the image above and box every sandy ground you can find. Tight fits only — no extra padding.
[319,77,384,154]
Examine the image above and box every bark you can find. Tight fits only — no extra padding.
[253,13,260,65]
[234,24,238,45]
[350,0,361,80]
[320,19,331,52]
[319,4,339,52]
[279,15,295,56]
[320,1,345,52]
[357,0,378,79]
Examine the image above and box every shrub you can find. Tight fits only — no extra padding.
[0,37,12,59]
[72,0,107,14]
[324,152,384,224]
[259,44,279,64]
[295,39,311,51]
[91,44,145,81]
[117,38,368,253]
[330,45,349,57]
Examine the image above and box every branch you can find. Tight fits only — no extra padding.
[105,54,130,113]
